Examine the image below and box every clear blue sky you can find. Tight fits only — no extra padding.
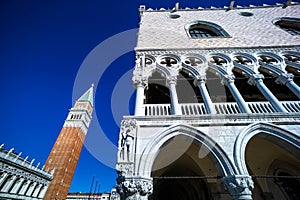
[0,0,286,193]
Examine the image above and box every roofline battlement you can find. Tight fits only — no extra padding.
[139,2,300,15]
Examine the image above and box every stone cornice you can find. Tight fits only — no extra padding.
[135,46,300,56]
[0,157,53,182]
[124,113,300,127]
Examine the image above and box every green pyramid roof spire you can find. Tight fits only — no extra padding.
[77,84,94,106]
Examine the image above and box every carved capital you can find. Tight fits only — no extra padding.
[194,75,207,86]
[247,74,264,86]
[116,162,134,176]
[222,175,254,200]
[221,74,235,86]
[116,175,153,200]
[275,73,294,85]
[133,76,148,88]
[167,76,177,85]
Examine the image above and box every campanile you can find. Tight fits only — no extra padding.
[44,85,93,200]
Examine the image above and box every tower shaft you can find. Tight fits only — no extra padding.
[44,86,93,200]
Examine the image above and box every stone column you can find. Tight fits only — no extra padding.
[276,73,300,99]
[133,77,148,116]
[38,185,47,199]
[195,76,215,114]
[0,172,8,186]
[18,180,30,195]
[167,76,182,115]
[222,175,254,200]
[248,74,287,112]
[221,75,251,113]
[32,183,42,197]
[10,177,25,194]
[1,175,17,193]
[25,182,37,196]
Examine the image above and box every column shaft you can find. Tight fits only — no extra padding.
[134,84,145,116]
[227,82,251,113]
[169,81,182,115]
[1,175,17,193]
[0,173,8,186]
[276,73,300,99]
[10,178,25,194]
[256,81,287,112]
[26,182,37,196]
[286,81,300,99]
[197,80,215,114]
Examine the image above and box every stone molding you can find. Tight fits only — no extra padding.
[123,112,300,127]
[222,175,254,200]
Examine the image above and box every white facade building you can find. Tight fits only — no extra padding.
[115,3,300,200]
[0,145,53,200]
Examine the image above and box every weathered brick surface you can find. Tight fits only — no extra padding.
[137,5,300,50]
[44,127,85,200]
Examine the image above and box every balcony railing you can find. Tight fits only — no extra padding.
[143,101,300,116]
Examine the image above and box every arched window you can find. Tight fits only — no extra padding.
[273,17,300,35]
[185,21,230,39]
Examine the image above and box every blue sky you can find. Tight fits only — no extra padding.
[0,0,287,193]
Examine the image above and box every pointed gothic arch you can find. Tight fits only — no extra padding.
[234,122,300,175]
[137,124,237,177]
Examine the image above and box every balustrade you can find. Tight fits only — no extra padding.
[143,101,300,116]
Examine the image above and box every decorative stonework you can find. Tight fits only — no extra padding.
[247,74,264,86]
[118,119,137,162]
[222,175,254,200]
[221,74,235,86]
[116,162,134,176]
[275,73,294,85]
[116,175,153,200]
[132,48,300,86]
[0,146,53,199]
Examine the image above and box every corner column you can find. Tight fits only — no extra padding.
[133,77,148,116]
[276,73,300,99]
[222,175,254,200]
[248,74,287,112]
[221,75,251,113]
[195,76,215,114]
[167,76,182,115]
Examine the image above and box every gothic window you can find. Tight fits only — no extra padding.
[274,17,300,35]
[186,21,230,39]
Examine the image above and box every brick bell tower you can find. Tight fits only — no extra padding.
[44,85,94,200]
